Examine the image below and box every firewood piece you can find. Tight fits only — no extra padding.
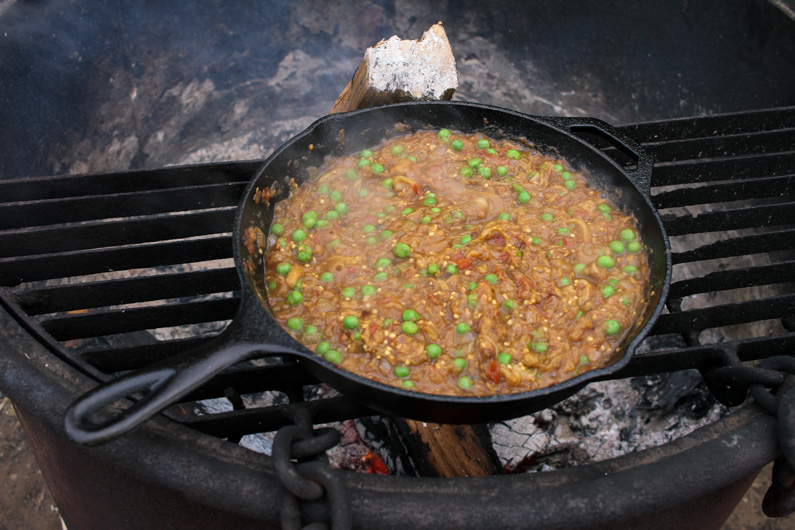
[396,420,504,477]
[330,23,458,114]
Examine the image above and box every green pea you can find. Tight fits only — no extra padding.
[496,165,508,177]
[361,224,375,234]
[557,227,571,236]
[401,207,413,216]
[597,203,612,213]
[271,223,284,236]
[603,285,616,298]
[559,277,570,287]
[297,245,313,263]
[451,139,463,151]
[381,178,394,189]
[574,263,586,274]
[402,321,419,335]
[303,217,316,229]
[374,272,388,282]
[438,129,451,140]
[394,365,410,378]
[392,145,405,156]
[608,278,619,286]
[287,317,303,330]
[402,309,420,322]
[317,341,331,355]
[423,196,437,206]
[303,325,318,336]
[329,190,343,202]
[503,299,517,311]
[334,203,348,216]
[454,358,468,371]
[623,265,638,274]
[487,148,497,154]
[426,344,442,359]
[393,242,411,258]
[427,263,440,275]
[609,241,625,254]
[478,167,492,179]
[468,158,482,168]
[477,139,490,149]
[320,272,333,282]
[361,285,376,296]
[597,255,615,269]
[620,229,636,241]
[506,149,520,159]
[342,287,355,298]
[533,342,549,353]
[402,380,415,389]
[361,149,373,158]
[605,319,621,336]
[485,273,498,284]
[468,282,477,291]
[456,322,470,334]
[627,241,642,253]
[622,297,631,306]
[325,210,339,220]
[343,315,359,329]
[345,169,358,181]
[401,283,414,290]
[561,171,572,180]
[553,164,564,171]
[358,158,371,168]
[287,290,303,305]
[380,230,394,240]
[541,213,554,222]
[564,180,576,190]
[316,219,330,229]
[317,185,330,195]
[371,163,384,173]
[276,262,291,275]
[467,293,478,308]
[421,215,432,224]
[532,237,540,245]
[499,212,511,221]
[457,376,473,390]
[518,190,531,204]
[268,280,277,290]
[431,207,442,213]
[461,234,472,245]
[375,258,392,269]
[497,352,512,364]
[446,264,459,275]
[460,166,474,178]
[325,350,342,364]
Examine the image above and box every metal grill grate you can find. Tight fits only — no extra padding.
[1,108,794,439]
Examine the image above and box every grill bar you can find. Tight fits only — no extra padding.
[0,107,793,443]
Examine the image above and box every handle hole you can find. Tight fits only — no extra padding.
[570,125,640,171]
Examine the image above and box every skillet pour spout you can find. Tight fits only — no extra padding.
[64,102,671,445]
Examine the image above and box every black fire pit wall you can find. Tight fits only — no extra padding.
[1,1,795,529]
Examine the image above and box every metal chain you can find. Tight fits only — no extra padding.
[272,406,352,530]
[705,351,795,516]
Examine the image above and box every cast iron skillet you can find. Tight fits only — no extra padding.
[64,101,671,445]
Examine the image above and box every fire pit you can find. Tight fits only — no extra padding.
[1,1,795,528]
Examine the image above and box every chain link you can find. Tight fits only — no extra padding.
[705,351,795,516]
[272,406,351,530]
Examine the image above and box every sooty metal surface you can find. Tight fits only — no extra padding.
[0,107,794,528]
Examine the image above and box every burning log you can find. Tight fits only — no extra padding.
[330,22,458,114]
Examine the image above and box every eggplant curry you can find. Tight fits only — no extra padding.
[252,129,650,396]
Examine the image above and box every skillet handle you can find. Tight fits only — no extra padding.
[540,116,654,196]
[63,315,283,445]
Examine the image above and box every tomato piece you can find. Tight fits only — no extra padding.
[456,257,474,270]
[488,360,501,384]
